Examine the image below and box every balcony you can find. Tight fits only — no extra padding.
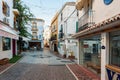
[49,35,57,41]
[14,21,19,31]
[76,0,84,10]
[31,28,38,31]
[59,32,64,39]
[76,0,90,10]
[32,36,38,40]
[13,9,19,16]
[13,1,19,16]
[78,10,95,32]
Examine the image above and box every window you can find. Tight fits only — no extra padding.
[32,22,37,28]
[2,1,10,17]
[39,35,41,39]
[2,37,11,50]
[110,31,120,67]
[33,32,37,35]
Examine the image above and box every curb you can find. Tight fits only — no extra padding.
[0,56,24,75]
[66,64,79,80]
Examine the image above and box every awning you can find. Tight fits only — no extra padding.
[76,0,89,10]
[76,0,84,10]
[0,22,19,40]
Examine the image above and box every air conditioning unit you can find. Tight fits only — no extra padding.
[3,17,9,24]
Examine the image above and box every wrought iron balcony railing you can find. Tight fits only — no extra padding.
[49,35,57,41]
[78,10,95,32]
[32,36,38,40]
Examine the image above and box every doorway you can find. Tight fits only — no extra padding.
[12,39,16,56]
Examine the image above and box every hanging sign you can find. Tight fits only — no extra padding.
[104,0,113,5]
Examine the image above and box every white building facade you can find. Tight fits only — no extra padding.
[73,0,120,80]
[58,2,79,62]
[27,18,45,50]
[0,0,19,59]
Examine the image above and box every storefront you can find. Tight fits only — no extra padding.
[79,35,101,74]
[0,22,18,59]
[106,30,120,80]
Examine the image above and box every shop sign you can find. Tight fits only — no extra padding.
[104,0,113,5]
[106,68,120,80]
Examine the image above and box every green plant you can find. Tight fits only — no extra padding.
[9,55,22,63]
[14,0,34,38]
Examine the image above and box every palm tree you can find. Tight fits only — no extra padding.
[14,0,34,53]
[14,0,33,38]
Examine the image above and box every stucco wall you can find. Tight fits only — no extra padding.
[58,5,77,36]
[0,0,14,27]
[92,0,120,24]
[0,0,13,59]
[78,0,120,25]
[66,10,77,35]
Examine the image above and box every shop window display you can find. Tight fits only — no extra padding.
[2,37,11,50]
[81,36,101,73]
[110,32,120,67]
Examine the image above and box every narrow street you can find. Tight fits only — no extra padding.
[0,0,120,80]
[0,48,76,80]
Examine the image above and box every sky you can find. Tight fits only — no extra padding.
[21,0,76,26]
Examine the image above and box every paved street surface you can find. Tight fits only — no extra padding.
[0,49,76,80]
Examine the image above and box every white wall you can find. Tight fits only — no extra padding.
[28,19,44,40]
[58,5,77,37]
[0,0,14,27]
[0,0,2,20]
[78,0,120,25]
[0,0,14,59]
[92,0,120,24]
[7,0,14,27]
[66,9,78,35]
[101,33,109,80]
[0,37,2,51]
[58,4,79,58]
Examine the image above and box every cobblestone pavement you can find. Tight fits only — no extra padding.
[19,49,75,65]
[0,49,76,80]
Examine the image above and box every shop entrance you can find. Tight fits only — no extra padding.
[80,35,101,74]
[12,39,16,56]
[54,44,57,52]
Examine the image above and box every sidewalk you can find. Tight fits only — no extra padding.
[66,64,100,80]
[0,63,12,74]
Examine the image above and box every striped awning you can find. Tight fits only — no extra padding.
[76,0,84,10]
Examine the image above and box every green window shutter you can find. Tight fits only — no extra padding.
[76,21,78,32]
[58,42,60,48]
